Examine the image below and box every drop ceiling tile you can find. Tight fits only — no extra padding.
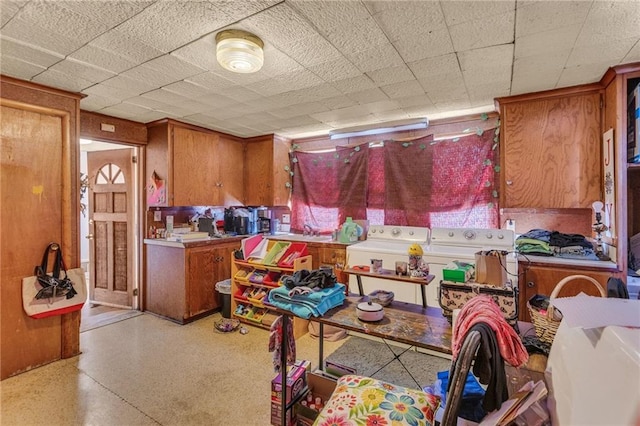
[278,35,343,68]
[87,29,164,64]
[367,64,415,86]
[322,16,389,55]
[127,110,170,124]
[514,25,582,58]
[311,104,375,123]
[623,41,640,63]
[467,81,510,102]
[98,74,157,95]
[192,94,238,109]
[577,1,640,45]
[270,102,330,119]
[277,123,332,139]
[307,58,363,83]
[289,0,372,27]
[50,59,116,84]
[1,17,86,56]
[513,51,569,77]
[292,84,345,103]
[371,109,412,122]
[346,43,405,73]
[408,53,461,80]
[557,61,613,87]
[242,3,320,46]
[441,1,515,26]
[140,88,191,105]
[433,98,473,112]
[331,75,376,95]
[240,111,280,124]
[69,44,137,74]
[80,93,121,112]
[120,55,205,87]
[448,11,514,52]
[0,36,63,69]
[100,102,153,117]
[162,81,216,99]
[32,69,93,92]
[218,85,266,102]
[0,57,46,80]
[122,96,171,111]
[82,84,132,103]
[516,1,591,38]
[381,80,426,99]
[174,99,215,115]
[511,68,563,94]
[59,0,153,28]
[364,99,400,114]
[458,44,513,86]
[396,94,435,109]
[0,0,26,27]
[426,84,469,103]
[372,2,447,42]
[567,38,638,67]
[185,72,237,92]
[318,95,359,110]
[347,87,389,104]
[113,1,235,53]
[393,28,455,63]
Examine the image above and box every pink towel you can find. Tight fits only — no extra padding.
[452,295,528,367]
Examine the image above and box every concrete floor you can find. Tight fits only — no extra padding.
[0,313,346,426]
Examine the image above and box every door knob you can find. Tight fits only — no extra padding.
[86,234,94,240]
[527,281,535,288]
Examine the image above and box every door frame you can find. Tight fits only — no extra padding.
[80,140,144,311]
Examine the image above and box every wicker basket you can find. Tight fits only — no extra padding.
[527,274,605,345]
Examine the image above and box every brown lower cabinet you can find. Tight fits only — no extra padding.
[518,263,616,321]
[145,240,240,323]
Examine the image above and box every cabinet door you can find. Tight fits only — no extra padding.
[172,126,220,206]
[319,247,347,269]
[187,247,218,317]
[244,138,274,206]
[218,136,244,205]
[502,92,601,208]
[519,264,611,321]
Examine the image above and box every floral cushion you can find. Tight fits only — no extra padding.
[313,375,441,426]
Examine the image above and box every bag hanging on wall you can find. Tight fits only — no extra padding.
[474,250,509,286]
[22,242,87,319]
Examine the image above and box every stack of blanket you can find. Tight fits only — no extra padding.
[267,282,346,319]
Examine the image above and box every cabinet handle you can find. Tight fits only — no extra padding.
[527,281,535,288]
[506,180,513,186]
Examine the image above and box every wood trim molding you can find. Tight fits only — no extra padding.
[0,75,84,100]
[495,83,603,105]
[80,110,147,145]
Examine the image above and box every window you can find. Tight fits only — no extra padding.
[290,132,499,233]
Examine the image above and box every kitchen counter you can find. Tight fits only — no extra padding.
[519,253,619,271]
[144,233,353,249]
[144,235,244,248]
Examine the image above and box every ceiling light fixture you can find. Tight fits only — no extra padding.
[215,29,264,74]
[329,118,429,140]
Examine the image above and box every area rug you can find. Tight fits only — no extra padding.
[324,335,451,390]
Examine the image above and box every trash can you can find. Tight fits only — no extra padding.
[215,279,232,319]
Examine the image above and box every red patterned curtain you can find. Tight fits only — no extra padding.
[382,133,498,228]
[290,131,498,232]
[290,145,369,233]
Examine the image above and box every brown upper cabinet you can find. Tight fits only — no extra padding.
[244,134,291,206]
[497,88,602,209]
[146,119,244,207]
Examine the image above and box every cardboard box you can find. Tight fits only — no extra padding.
[270,400,295,426]
[271,360,311,404]
[442,261,475,283]
[295,371,337,424]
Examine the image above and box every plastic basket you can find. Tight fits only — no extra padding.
[527,274,605,344]
[215,279,232,294]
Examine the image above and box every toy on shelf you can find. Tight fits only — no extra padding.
[407,243,429,278]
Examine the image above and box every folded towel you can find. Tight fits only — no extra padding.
[268,283,346,319]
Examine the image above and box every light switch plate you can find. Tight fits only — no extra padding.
[282,214,290,224]
[154,210,162,221]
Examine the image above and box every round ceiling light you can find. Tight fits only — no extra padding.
[215,29,264,74]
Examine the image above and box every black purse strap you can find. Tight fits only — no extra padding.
[35,243,67,281]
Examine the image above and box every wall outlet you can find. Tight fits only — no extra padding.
[506,219,516,232]
[282,214,290,224]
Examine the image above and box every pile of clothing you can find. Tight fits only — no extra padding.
[516,229,598,260]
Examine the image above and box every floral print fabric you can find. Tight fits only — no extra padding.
[313,375,440,426]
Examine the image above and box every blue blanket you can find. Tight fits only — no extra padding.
[267,283,346,319]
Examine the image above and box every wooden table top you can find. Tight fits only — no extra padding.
[312,294,452,355]
[344,268,435,285]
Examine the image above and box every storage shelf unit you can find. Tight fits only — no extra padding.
[230,243,311,338]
